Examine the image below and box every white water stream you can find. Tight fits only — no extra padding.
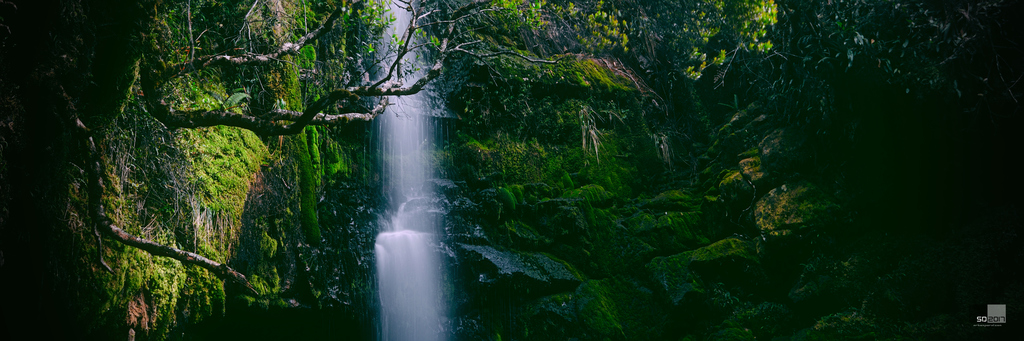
[374,1,445,341]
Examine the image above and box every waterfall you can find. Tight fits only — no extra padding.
[374,1,446,341]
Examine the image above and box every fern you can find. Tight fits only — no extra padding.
[224,92,250,108]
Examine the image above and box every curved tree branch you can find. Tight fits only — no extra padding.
[163,5,347,81]
[61,99,259,295]
[140,0,559,134]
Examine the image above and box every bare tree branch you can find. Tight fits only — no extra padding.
[453,47,565,64]
[163,5,347,81]
[140,0,559,134]
[270,97,389,123]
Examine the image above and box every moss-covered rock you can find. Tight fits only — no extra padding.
[758,128,808,174]
[564,183,615,208]
[574,277,663,341]
[647,254,708,310]
[718,170,754,209]
[643,189,701,212]
[739,156,768,188]
[587,207,656,276]
[533,198,589,239]
[625,211,709,255]
[648,238,765,305]
[487,220,553,249]
[754,181,841,239]
[520,293,580,340]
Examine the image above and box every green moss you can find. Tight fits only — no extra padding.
[576,278,663,340]
[718,169,753,207]
[260,230,278,259]
[541,252,588,282]
[726,302,794,339]
[624,211,707,255]
[577,280,626,340]
[148,255,187,338]
[298,45,317,69]
[546,58,635,92]
[296,129,322,245]
[564,184,615,207]
[644,189,701,212]
[323,138,350,179]
[494,220,552,248]
[689,238,759,265]
[738,147,759,158]
[497,187,517,212]
[558,170,575,191]
[508,184,525,203]
[754,181,841,237]
[181,125,269,217]
[178,266,226,325]
[588,208,655,275]
[577,133,637,198]
[646,254,706,307]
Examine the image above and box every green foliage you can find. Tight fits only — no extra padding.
[564,184,614,207]
[557,169,574,191]
[497,187,518,212]
[224,91,250,108]
[556,0,777,79]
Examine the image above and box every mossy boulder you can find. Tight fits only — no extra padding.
[739,156,768,188]
[564,184,615,208]
[647,254,708,310]
[533,198,588,239]
[487,220,553,249]
[574,277,663,341]
[648,238,765,304]
[758,128,808,174]
[754,181,841,239]
[625,211,709,255]
[643,189,701,212]
[587,208,656,276]
[520,293,580,340]
[519,182,555,203]
[718,170,754,209]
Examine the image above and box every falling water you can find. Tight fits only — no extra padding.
[374,1,446,341]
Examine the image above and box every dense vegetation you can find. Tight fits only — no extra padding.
[1,0,1022,340]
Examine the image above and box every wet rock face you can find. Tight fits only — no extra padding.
[301,181,381,314]
[754,181,840,240]
[458,243,582,295]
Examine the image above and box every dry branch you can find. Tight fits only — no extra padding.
[141,0,558,134]
[163,5,347,81]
